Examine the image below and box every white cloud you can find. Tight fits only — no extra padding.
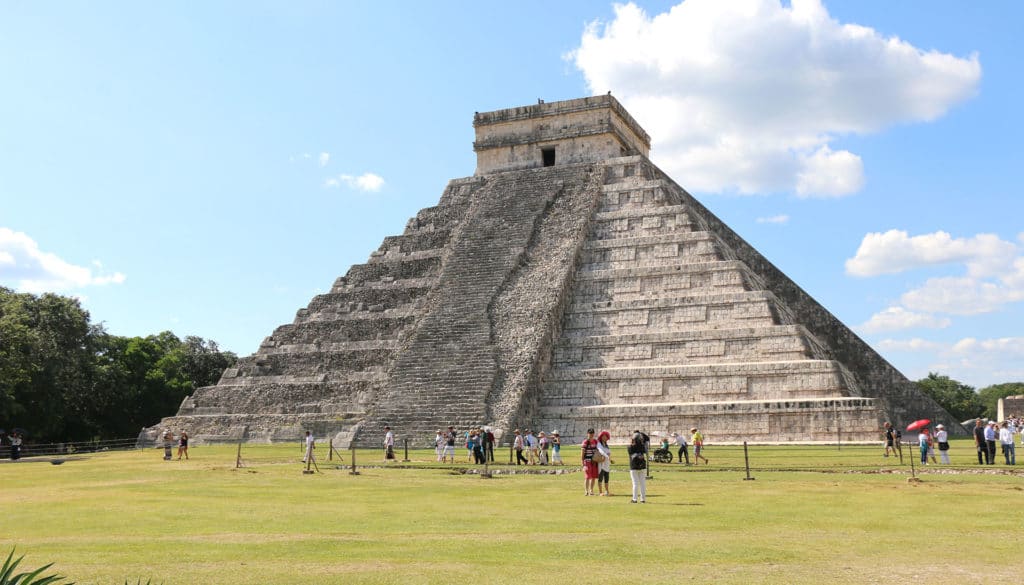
[876,338,944,352]
[325,172,385,193]
[570,0,980,196]
[857,307,951,334]
[318,152,330,167]
[900,276,1024,316]
[755,214,789,224]
[0,227,126,293]
[846,230,1018,277]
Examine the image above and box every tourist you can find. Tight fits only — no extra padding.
[443,426,456,463]
[525,429,538,464]
[472,429,486,464]
[998,421,1015,465]
[691,427,708,465]
[162,428,175,461]
[672,431,689,465]
[434,429,444,462]
[538,431,549,465]
[882,422,898,458]
[934,424,950,464]
[383,426,395,462]
[302,430,314,463]
[9,432,22,461]
[581,428,599,496]
[177,431,189,460]
[596,430,613,496]
[551,431,563,465]
[513,429,528,465]
[628,432,647,503]
[973,419,987,464]
[484,427,495,463]
[917,428,931,465]
[984,421,997,465]
[464,429,473,462]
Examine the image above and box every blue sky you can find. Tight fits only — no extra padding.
[2,1,1021,389]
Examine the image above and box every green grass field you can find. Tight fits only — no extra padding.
[2,440,1020,585]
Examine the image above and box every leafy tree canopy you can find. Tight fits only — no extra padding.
[0,287,236,442]
[915,372,984,422]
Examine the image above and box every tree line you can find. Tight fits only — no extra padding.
[915,372,1023,423]
[1,287,237,442]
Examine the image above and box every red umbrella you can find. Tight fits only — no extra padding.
[906,419,931,431]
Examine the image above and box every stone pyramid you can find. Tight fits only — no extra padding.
[145,95,959,447]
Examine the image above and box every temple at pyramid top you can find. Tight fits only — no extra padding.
[473,94,651,174]
[143,95,962,448]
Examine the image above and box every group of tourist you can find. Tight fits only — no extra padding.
[883,416,1022,466]
[509,428,562,465]
[433,426,498,464]
[161,429,189,460]
[972,416,1020,465]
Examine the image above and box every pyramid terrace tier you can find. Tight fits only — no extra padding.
[579,231,724,271]
[179,378,381,416]
[563,290,797,335]
[303,281,434,318]
[571,261,767,304]
[553,324,830,368]
[590,204,704,240]
[533,396,881,444]
[265,314,418,345]
[143,412,364,445]
[229,346,398,379]
[541,360,861,406]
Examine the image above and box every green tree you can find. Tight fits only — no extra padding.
[977,382,1024,419]
[915,372,984,422]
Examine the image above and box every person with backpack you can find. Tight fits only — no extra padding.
[628,432,647,503]
[581,428,599,496]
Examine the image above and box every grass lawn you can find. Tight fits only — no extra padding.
[1,440,1020,584]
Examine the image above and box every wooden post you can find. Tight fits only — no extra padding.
[329,437,333,462]
[349,446,360,475]
[743,441,755,481]
[235,440,243,469]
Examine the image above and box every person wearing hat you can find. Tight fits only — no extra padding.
[537,432,549,465]
[513,429,528,465]
[434,429,444,462]
[550,431,563,465]
[672,432,690,465]
[691,427,708,465]
[934,424,950,464]
[383,425,395,462]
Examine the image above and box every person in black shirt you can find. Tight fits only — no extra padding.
[973,418,987,464]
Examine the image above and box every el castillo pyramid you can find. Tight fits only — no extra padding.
[144,95,960,447]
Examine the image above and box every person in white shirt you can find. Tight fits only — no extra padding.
[434,430,444,462]
[998,421,1015,465]
[672,432,689,465]
[383,426,395,462]
[934,424,950,464]
[302,431,315,464]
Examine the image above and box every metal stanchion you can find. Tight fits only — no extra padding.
[329,438,333,461]
[743,441,755,481]
[235,440,243,469]
[402,438,410,462]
